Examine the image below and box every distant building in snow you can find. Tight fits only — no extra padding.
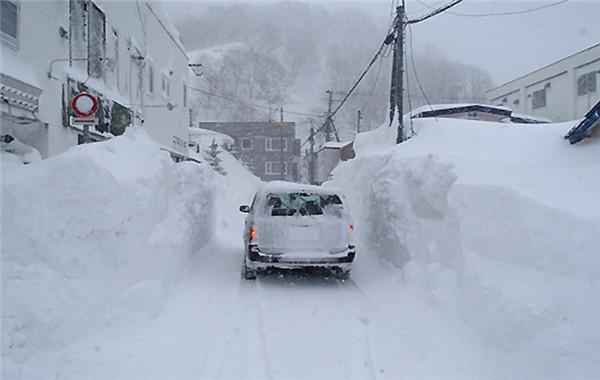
[198,122,301,182]
[409,103,550,124]
[315,141,355,185]
[1,0,191,159]
[487,43,600,122]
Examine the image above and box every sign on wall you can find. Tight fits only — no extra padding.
[64,79,132,136]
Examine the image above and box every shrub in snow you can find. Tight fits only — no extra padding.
[204,139,227,175]
[1,128,216,362]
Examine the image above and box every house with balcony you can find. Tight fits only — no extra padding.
[1,0,191,159]
[198,121,301,182]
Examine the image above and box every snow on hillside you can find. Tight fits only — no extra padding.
[1,129,216,367]
[328,118,600,379]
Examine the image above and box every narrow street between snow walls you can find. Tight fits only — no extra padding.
[2,120,599,380]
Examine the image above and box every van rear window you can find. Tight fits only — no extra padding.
[266,193,342,216]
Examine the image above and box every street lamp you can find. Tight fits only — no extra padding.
[188,63,204,77]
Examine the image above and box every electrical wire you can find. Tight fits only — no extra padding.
[407,24,436,117]
[415,0,568,18]
[404,38,415,137]
[188,86,323,118]
[330,37,391,118]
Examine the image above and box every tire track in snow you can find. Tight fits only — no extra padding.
[334,279,378,380]
[252,277,276,380]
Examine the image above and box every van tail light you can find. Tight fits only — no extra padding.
[249,223,257,242]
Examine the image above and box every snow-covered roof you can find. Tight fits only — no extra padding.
[409,103,513,118]
[510,113,552,124]
[188,42,245,61]
[258,181,342,196]
[188,127,234,146]
[321,141,353,149]
[146,1,187,59]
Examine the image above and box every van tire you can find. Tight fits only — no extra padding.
[335,268,350,280]
[242,264,257,280]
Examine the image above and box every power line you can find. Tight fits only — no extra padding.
[404,36,415,137]
[407,24,435,115]
[329,29,395,118]
[407,0,463,24]
[415,0,568,18]
[188,86,323,118]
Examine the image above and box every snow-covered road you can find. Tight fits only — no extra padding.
[16,227,493,380]
[4,122,598,380]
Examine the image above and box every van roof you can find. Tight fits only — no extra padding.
[259,181,342,196]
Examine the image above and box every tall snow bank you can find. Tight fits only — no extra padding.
[329,118,600,379]
[330,153,460,270]
[1,128,216,363]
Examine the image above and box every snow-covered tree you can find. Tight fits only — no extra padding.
[205,139,227,175]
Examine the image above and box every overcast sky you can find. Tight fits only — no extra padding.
[164,1,600,85]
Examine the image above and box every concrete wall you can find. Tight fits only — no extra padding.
[487,44,600,122]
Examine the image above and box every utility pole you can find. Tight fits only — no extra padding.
[389,0,463,144]
[389,3,406,144]
[279,107,285,180]
[324,90,334,142]
[357,110,362,134]
[309,126,315,184]
[321,90,340,142]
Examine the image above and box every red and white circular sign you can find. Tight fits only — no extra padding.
[71,93,98,117]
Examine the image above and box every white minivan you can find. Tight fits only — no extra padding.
[239,181,356,280]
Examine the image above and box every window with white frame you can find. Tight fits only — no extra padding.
[577,72,597,96]
[1,0,19,49]
[88,1,106,79]
[112,28,120,90]
[265,137,287,151]
[241,137,252,150]
[532,88,546,109]
[147,61,154,94]
[265,161,287,175]
[182,83,188,107]
[161,72,170,98]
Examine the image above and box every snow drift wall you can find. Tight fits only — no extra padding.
[1,129,216,362]
[330,152,460,270]
[330,120,600,379]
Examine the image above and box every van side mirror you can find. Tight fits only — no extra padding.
[239,205,250,213]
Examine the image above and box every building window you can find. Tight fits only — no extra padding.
[577,72,597,96]
[1,0,19,49]
[183,83,188,107]
[241,137,252,150]
[532,89,546,109]
[266,137,287,151]
[112,28,120,90]
[88,1,106,79]
[265,161,287,175]
[147,62,154,94]
[161,73,170,98]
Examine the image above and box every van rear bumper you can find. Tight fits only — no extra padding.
[246,244,355,270]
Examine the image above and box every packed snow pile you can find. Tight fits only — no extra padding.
[329,118,600,379]
[1,128,216,363]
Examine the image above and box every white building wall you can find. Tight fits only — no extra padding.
[1,0,189,158]
[487,44,600,122]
